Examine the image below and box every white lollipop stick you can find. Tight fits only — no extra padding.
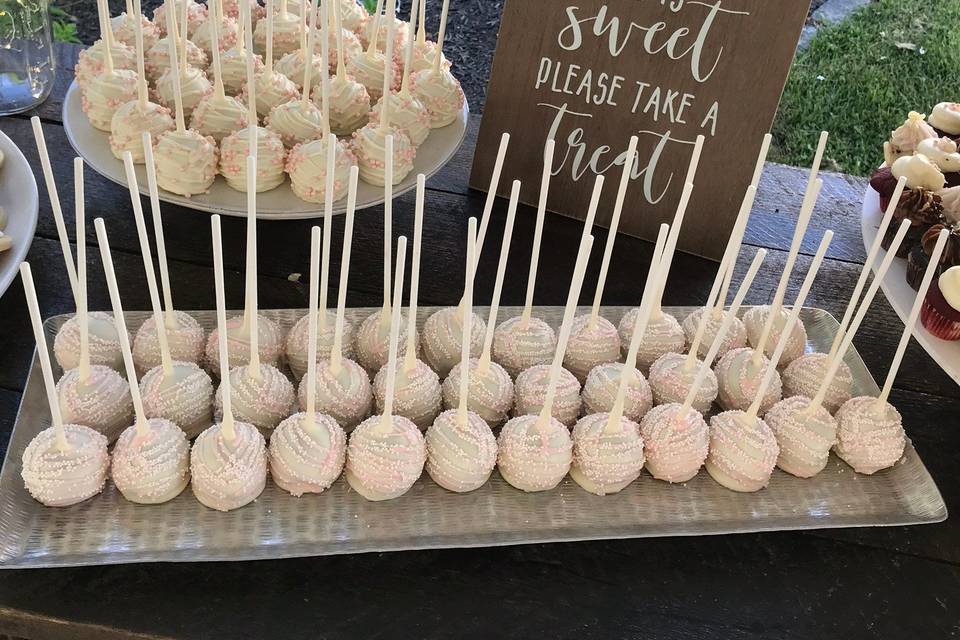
[416,0,426,45]
[470,132,510,278]
[714,185,760,315]
[74,159,91,383]
[211,215,237,441]
[305,225,321,422]
[589,135,638,325]
[400,0,419,91]
[244,6,258,152]
[319,132,337,330]
[319,0,331,133]
[432,0,449,74]
[20,263,70,452]
[366,0,384,55]
[457,217,477,426]
[750,133,773,191]
[123,151,172,377]
[877,228,949,409]
[142,132,177,329]
[179,0,188,73]
[265,0,275,73]
[96,0,115,74]
[209,0,226,98]
[301,0,318,108]
[478,179,520,372]
[244,155,261,378]
[681,248,768,415]
[235,0,246,53]
[649,181,695,319]
[94,218,149,438]
[806,219,913,416]
[377,235,408,432]
[538,233,594,428]
[579,174,604,243]
[379,134,395,326]
[378,0,396,132]
[125,0,133,17]
[133,0,148,108]
[330,166,359,373]
[334,0,347,80]
[165,0,186,132]
[826,177,908,363]
[403,173,426,373]
[520,138,555,326]
[30,118,79,308]
[744,230,833,422]
[751,178,824,365]
[685,185,756,371]
[605,223,669,433]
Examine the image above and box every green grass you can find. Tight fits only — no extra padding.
[771,0,960,176]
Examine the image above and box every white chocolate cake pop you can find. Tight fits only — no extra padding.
[190,0,248,142]
[321,0,370,135]
[408,0,461,128]
[640,404,708,483]
[222,0,264,22]
[627,311,684,373]
[54,311,124,372]
[337,0,367,33]
[269,411,346,495]
[247,4,300,121]
[421,305,485,377]
[153,0,206,36]
[765,395,837,478]
[570,412,644,496]
[299,356,372,428]
[714,348,780,413]
[133,310,205,374]
[275,49,323,91]
[220,48,263,95]
[156,64,213,122]
[781,353,853,413]
[140,362,213,437]
[285,309,355,379]
[192,6,240,56]
[743,305,807,367]
[408,0,448,73]
[287,136,356,200]
[111,9,158,50]
[346,236,427,500]
[205,314,284,372]
[706,410,779,492]
[346,39,399,102]
[254,0,301,59]
[681,307,746,363]
[76,38,136,90]
[83,21,139,132]
[145,34,206,81]
[648,352,717,413]
[513,364,580,427]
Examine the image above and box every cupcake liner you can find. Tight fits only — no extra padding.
[921,297,960,340]
[906,246,930,291]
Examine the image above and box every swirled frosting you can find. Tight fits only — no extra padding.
[82,69,139,131]
[21,424,109,507]
[269,412,347,496]
[441,358,514,426]
[714,347,782,413]
[680,306,747,363]
[219,47,264,96]
[214,364,296,436]
[513,363,582,427]
[76,39,136,90]
[409,68,464,128]
[580,362,652,422]
[132,310,206,374]
[370,90,431,146]
[56,365,134,442]
[409,39,451,75]
[492,315,557,378]
[834,396,905,475]
[425,409,497,493]
[892,152,947,191]
[246,69,300,119]
[497,414,572,492]
[111,12,159,50]
[319,74,371,136]
[563,314,621,382]
[648,352,717,414]
[110,100,175,163]
[156,64,213,120]
[153,128,219,197]
[917,137,960,173]
[267,99,325,147]
[420,306,485,377]
[54,311,124,372]
[346,414,426,500]
[620,310,685,373]
[204,313,285,374]
[285,310,356,379]
[705,410,779,492]
[346,49,399,102]
[570,413,644,495]
[145,36,207,81]
[742,305,807,367]
[375,359,442,429]
[286,135,356,202]
[781,352,852,413]
[140,361,214,438]
[191,14,240,56]
[352,123,415,186]
[219,126,288,192]
[889,111,938,157]
[929,102,960,136]
[298,357,373,430]
[190,419,267,511]
[190,93,249,142]
[640,403,709,483]
[112,418,190,504]
[766,395,837,478]
[275,50,323,91]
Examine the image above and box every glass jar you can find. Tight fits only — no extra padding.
[0,0,55,115]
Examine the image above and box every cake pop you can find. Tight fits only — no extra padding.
[375,175,442,428]
[248,0,300,119]
[743,133,829,367]
[642,249,767,483]
[336,0,367,33]
[499,234,594,492]
[408,0,449,73]
[192,0,240,56]
[493,140,558,377]
[648,180,754,412]
[369,0,430,146]
[318,0,370,135]
[213,159,296,437]
[266,0,325,147]
[190,0,248,142]
[422,133,509,376]
[355,153,418,372]
[565,137,640,382]
[298,167,374,430]
[94,217,191,504]
[274,3,322,90]
[153,0,206,37]
[83,0,139,132]
[152,7,218,198]
[362,0,408,54]
[76,33,136,91]
[132,134,208,374]
[109,0,174,163]
[192,215,268,512]
[620,137,705,372]
[582,223,668,422]
[426,217,497,492]
[220,19,288,192]
[707,231,833,492]
[255,0,302,59]
[835,225,944,475]
[442,180,520,426]
[783,178,907,412]
[346,236,427,500]
[320,10,363,76]
[144,7,207,81]
[285,311,355,380]
[346,0,400,102]
[156,0,213,121]
[122,151,213,438]
[111,0,159,50]
[218,0,264,95]
[55,160,133,443]
[222,0,264,22]
[19,263,110,508]
[270,228,348,496]
[408,0,461,128]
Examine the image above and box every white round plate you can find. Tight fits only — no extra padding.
[62,80,468,219]
[0,130,39,298]
[861,183,960,386]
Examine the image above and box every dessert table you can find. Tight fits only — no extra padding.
[0,43,956,639]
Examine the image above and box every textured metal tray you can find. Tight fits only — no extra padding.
[0,306,946,568]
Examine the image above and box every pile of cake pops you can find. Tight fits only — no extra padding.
[77,0,463,201]
[20,119,936,513]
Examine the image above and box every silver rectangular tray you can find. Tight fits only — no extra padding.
[0,306,947,568]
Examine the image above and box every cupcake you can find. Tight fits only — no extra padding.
[881,187,944,258]
[908,223,960,289]
[884,111,938,166]
[917,137,960,187]
[940,186,960,224]
[928,102,960,141]
[921,265,960,340]
[870,166,898,212]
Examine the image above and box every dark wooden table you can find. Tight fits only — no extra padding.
[0,44,957,639]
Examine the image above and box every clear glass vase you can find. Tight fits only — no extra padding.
[0,0,55,115]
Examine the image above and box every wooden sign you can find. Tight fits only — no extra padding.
[470,0,811,260]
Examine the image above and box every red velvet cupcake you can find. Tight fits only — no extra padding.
[870,166,898,212]
[921,266,960,340]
